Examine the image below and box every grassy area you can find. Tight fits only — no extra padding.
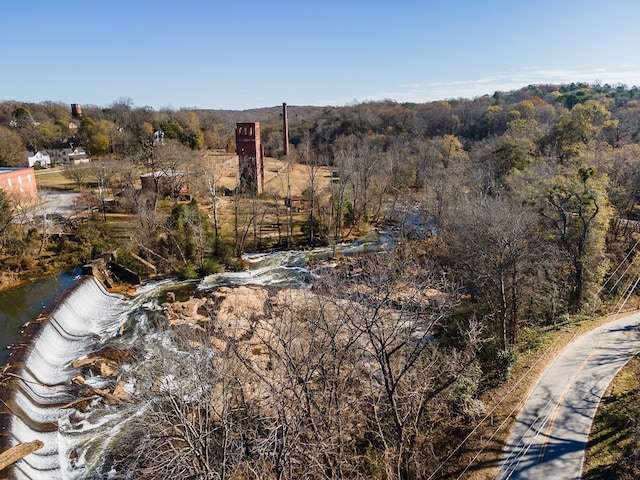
[206,152,335,198]
[583,355,640,479]
[34,167,77,189]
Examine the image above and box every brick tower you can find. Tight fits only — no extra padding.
[235,122,264,194]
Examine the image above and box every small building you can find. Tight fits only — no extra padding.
[60,147,90,165]
[284,195,303,212]
[0,167,38,203]
[26,150,51,169]
[153,130,165,146]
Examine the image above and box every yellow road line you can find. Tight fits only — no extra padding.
[536,331,624,464]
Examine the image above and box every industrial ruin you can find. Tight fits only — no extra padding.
[235,122,265,195]
[235,103,289,195]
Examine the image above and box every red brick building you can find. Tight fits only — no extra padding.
[235,122,264,195]
[0,167,38,204]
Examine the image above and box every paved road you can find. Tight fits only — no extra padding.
[496,312,640,480]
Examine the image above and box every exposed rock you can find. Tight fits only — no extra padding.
[71,348,131,377]
[211,286,269,341]
[111,381,131,402]
[72,357,119,377]
[163,297,210,325]
[209,336,227,353]
[70,375,130,405]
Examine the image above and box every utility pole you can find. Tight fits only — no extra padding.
[282,102,289,157]
[282,102,293,247]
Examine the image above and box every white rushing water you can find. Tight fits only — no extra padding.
[198,230,393,291]
[7,278,130,480]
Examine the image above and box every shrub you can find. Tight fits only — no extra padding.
[177,263,198,280]
[199,258,223,276]
[225,257,248,272]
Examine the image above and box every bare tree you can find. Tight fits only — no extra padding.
[316,251,480,479]
[441,195,547,350]
[0,125,25,167]
[97,329,250,479]
[333,145,357,238]
[189,152,232,244]
[62,163,91,190]
[89,160,119,221]
[0,189,14,252]
[92,245,483,480]
[224,289,370,478]
[298,134,324,245]
[137,139,191,214]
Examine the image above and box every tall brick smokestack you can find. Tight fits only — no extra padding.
[282,102,289,156]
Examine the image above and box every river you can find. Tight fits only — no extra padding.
[0,273,79,365]
[0,230,393,479]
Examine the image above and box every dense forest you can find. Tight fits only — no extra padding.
[2,82,640,478]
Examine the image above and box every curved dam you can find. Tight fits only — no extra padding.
[0,277,129,479]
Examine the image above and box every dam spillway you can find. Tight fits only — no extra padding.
[1,277,128,479]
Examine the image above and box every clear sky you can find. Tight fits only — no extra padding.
[2,0,639,110]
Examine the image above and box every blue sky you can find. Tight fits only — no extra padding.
[2,0,639,110]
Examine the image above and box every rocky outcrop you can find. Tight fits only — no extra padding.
[70,376,131,406]
[71,348,132,378]
[69,348,134,406]
[162,297,210,326]
[211,286,269,340]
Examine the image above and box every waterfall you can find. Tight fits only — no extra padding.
[2,277,129,480]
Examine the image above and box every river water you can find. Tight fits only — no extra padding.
[0,273,79,365]
[0,231,394,479]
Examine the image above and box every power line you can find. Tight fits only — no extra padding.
[425,332,570,479]
[431,237,640,478]
[460,396,555,479]
[599,236,640,296]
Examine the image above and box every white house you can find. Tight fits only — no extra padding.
[60,147,90,165]
[26,150,51,168]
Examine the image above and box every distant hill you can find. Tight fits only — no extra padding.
[195,105,326,125]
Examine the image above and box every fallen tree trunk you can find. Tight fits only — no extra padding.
[0,440,43,471]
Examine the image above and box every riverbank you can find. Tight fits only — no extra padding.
[0,270,58,292]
